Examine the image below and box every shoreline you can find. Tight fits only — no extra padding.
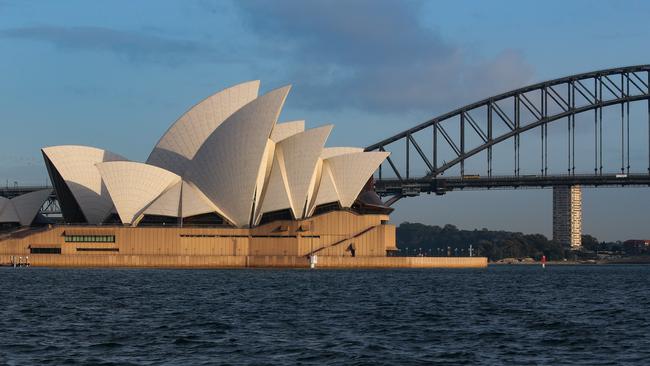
[491,257,650,265]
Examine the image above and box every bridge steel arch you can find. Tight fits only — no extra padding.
[365,65,650,204]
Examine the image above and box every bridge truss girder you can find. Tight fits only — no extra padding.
[365,65,650,204]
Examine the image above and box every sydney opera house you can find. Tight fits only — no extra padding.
[0,81,486,268]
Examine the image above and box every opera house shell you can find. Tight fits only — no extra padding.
[40,81,390,228]
[0,189,52,227]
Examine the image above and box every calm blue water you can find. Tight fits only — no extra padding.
[1,265,650,365]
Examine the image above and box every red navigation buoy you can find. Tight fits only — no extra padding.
[541,255,547,269]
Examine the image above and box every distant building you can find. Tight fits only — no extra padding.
[623,240,650,255]
[552,186,582,249]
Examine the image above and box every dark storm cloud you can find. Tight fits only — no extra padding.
[235,0,534,113]
[1,26,227,66]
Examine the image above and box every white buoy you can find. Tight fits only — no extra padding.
[309,254,317,269]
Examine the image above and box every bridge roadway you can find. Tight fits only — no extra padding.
[3,173,650,210]
[375,173,650,201]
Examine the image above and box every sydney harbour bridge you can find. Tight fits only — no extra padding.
[364,65,650,247]
[2,65,650,247]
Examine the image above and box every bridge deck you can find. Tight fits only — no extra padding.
[375,173,650,197]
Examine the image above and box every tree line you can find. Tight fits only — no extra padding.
[396,222,567,261]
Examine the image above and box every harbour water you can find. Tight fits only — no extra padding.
[1,265,649,365]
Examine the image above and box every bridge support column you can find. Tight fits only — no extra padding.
[552,186,582,249]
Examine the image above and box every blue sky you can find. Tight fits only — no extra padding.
[0,0,649,240]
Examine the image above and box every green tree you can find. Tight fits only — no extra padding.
[581,234,600,251]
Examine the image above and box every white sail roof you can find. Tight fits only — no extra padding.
[143,181,182,217]
[38,81,390,228]
[186,85,291,227]
[252,140,276,220]
[312,161,340,208]
[96,162,181,225]
[42,145,127,224]
[147,80,260,176]
[0,197,19,223]
[256,148,292,219]
[181,181,221,218]
[0,190,52,225]
[10,189,52,226]
[309,147,366,212]
[250,120,307,214]
[0,197,11,215]
[270,120,305,142]
[142,179,224,219]
[279,125,332,218]
[257,126,332,221]
[325,151,389,207]
[321,147,364,160]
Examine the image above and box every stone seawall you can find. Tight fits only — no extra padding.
[0,254,487,269]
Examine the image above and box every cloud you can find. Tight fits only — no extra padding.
[1,26,228,66]
[235,0,534,113]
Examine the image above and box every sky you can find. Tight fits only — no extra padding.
[0,0,649,241]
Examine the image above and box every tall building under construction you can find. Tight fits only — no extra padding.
[552,186,582,249]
